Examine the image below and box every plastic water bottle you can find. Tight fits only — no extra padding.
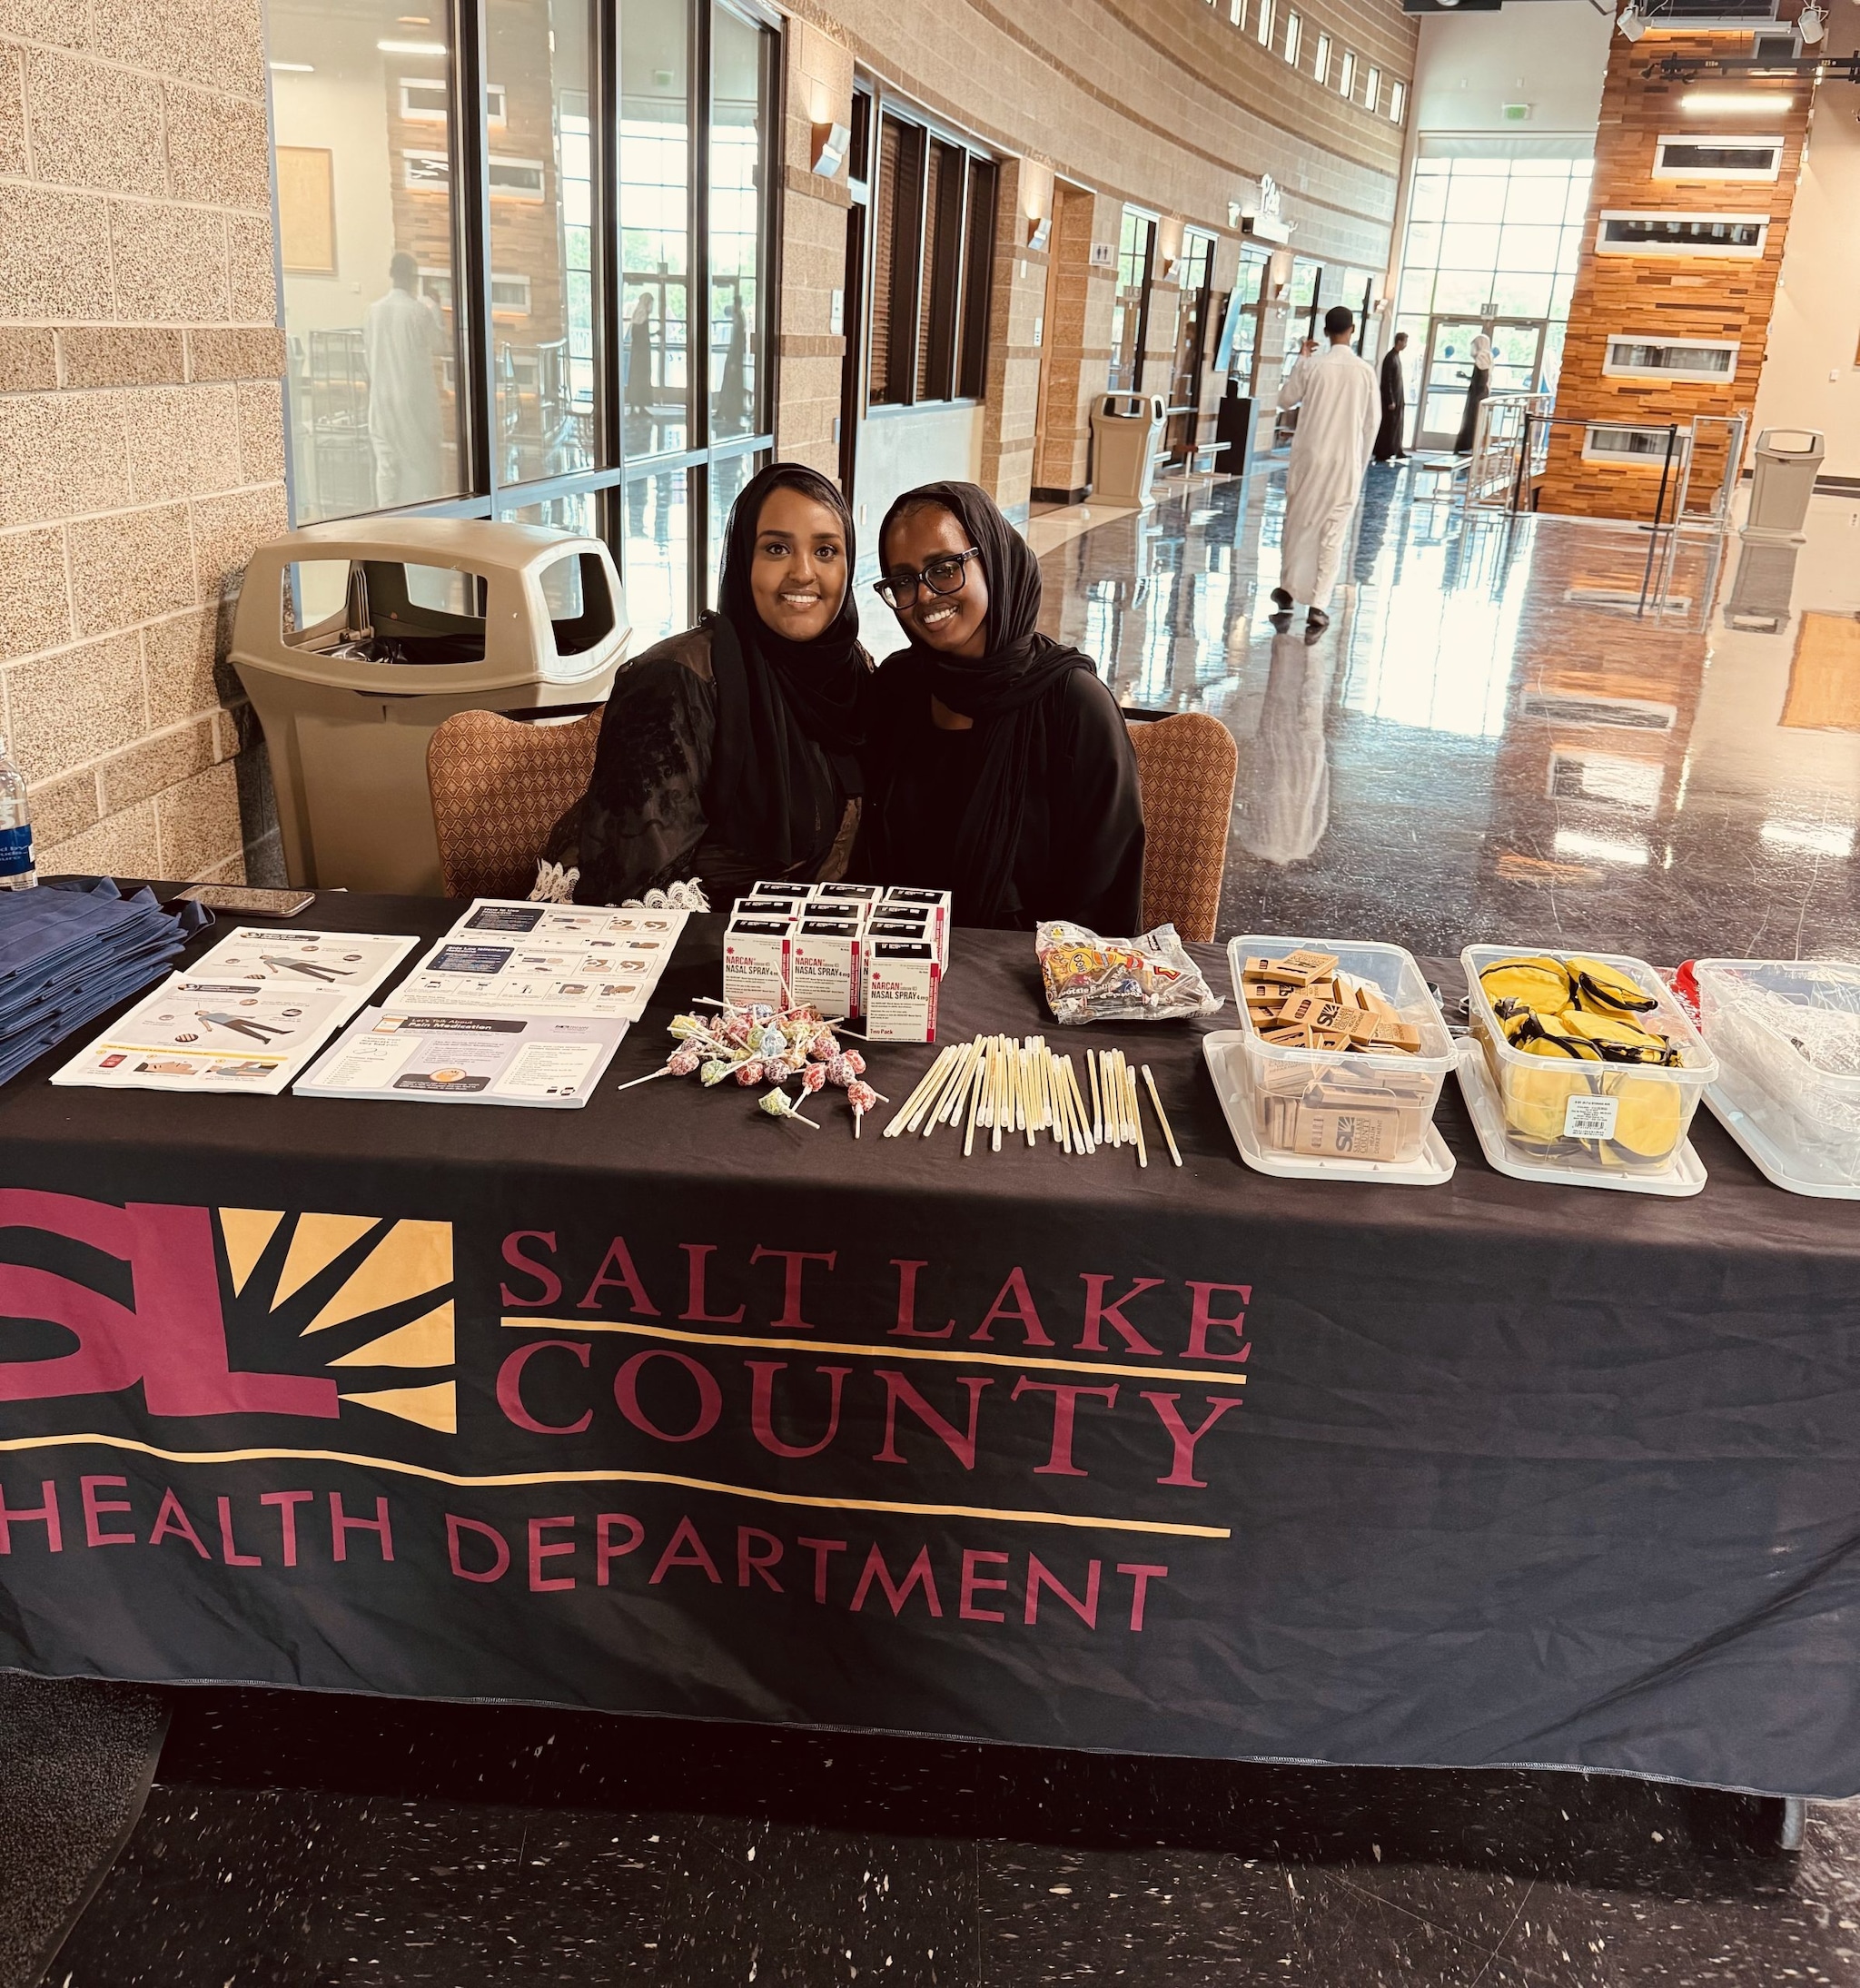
[0,736,35,891]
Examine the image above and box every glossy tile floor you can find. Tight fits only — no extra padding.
[1024,464,1860,966]
[38,471,1860,1988]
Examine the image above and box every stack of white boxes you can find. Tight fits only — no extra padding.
[721,882,953,1040]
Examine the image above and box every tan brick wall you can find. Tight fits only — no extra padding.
[790,0,1416,269]
[978,159,1045,515]
[777,20,856,479]
[0,0,283,883]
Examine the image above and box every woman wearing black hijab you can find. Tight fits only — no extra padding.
[544,462,869,905]
[858,480,1143,932]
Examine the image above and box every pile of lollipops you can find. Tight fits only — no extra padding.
[618,994,884,1132]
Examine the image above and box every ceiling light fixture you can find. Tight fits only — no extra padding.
[1682,89,1795,110]
[376,37,446,54]
[268,59,314,72]
[1618,5,1647,38]
[1799,3,1827,42]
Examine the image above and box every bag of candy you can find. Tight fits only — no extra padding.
[1036,921,1222,1026]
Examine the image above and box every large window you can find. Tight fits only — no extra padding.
[270,0,777,647]
[866,108,996,410]
[1393,153,1592,409]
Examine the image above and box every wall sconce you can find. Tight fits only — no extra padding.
[1025,213,1052,251]
[810,121,850,177]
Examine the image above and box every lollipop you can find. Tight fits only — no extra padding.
[734,1059,767,1086]
[759,1088,819,1129]
[699,1059,734,1087]
[798,1062,827,1093]
[668,1046,701,1076]
[846,1078,880,1137]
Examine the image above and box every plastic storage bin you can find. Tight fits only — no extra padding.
[1694,957,1860,1189]
[1462,946,1717,1177]
[1224,935,1456,1166]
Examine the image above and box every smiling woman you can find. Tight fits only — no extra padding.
[856,481,1145,932]
[542,463,873,905]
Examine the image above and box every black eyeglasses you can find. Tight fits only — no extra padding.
[875,548,983,610]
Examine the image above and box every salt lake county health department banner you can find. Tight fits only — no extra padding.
[3,1172,1859,1799]
[0,1185,1255,1745]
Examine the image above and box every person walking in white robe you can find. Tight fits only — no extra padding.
[1272,305,1380,633]
[363,252,449,509]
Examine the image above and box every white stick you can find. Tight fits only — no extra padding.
[1142,1063,1183,1167]
[614,1064,672,1093]
[991,1040,1005,1152]
[1067,1057,1096,1153]
[885,1046,953,1136]
[933,1037,982,1135]
[963,1038,986,1156]
[1126,1061,1148,1168]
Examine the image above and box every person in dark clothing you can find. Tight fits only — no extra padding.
[543,462,870,905]
[857,480,1144,934]
[1373,331,1409,463]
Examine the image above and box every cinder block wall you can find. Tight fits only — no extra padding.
[0,0,286,884]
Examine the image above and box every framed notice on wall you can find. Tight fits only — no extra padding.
[277,145,336,275]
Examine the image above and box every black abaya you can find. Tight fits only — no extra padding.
[857,480,1145,933]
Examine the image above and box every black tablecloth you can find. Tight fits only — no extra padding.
[2,895,1858,1798]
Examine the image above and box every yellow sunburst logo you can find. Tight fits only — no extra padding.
[216,1210,456,1433]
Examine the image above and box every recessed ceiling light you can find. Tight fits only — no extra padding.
[268,59,314,72]
[377,37,446,53]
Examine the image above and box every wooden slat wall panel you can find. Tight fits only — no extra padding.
[1536,29,1811,519]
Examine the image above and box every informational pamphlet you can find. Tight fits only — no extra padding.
[295,1009,628,1108]
[179,928,418,1010]
[50,979,356,1094]
[394,899,688,1023]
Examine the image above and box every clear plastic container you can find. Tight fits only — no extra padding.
[1694,958,1860,1188]
[1225,935,1456,1166]
[1462,945,1717,1177]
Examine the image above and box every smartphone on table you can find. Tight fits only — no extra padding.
[174,885,317,917]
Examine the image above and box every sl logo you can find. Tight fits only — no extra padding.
[0,1192,455,1429]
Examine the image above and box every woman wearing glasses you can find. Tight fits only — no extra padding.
[858,480,1143,932]
[542,463,870,905]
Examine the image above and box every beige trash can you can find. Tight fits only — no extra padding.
[1090,393,1166,506]
[232,518,628,895]
[1744,428,1823,545]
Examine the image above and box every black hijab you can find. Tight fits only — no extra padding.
[707,462,867,875]
[877,480,1094,925]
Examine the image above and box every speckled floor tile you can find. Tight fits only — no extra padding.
[41,1692,1860,1988]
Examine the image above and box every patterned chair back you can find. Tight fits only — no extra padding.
[427,707,602,900]
[1127,712,1238,945]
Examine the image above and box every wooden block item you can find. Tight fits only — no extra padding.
[1276,949,1341,985]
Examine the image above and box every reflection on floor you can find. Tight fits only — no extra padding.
[1034,464,1860,964]
[54,1686,1860,1986]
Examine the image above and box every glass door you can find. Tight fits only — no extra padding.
[1416,317,1547,451]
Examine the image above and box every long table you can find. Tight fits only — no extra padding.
[2,895,1857,1798]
